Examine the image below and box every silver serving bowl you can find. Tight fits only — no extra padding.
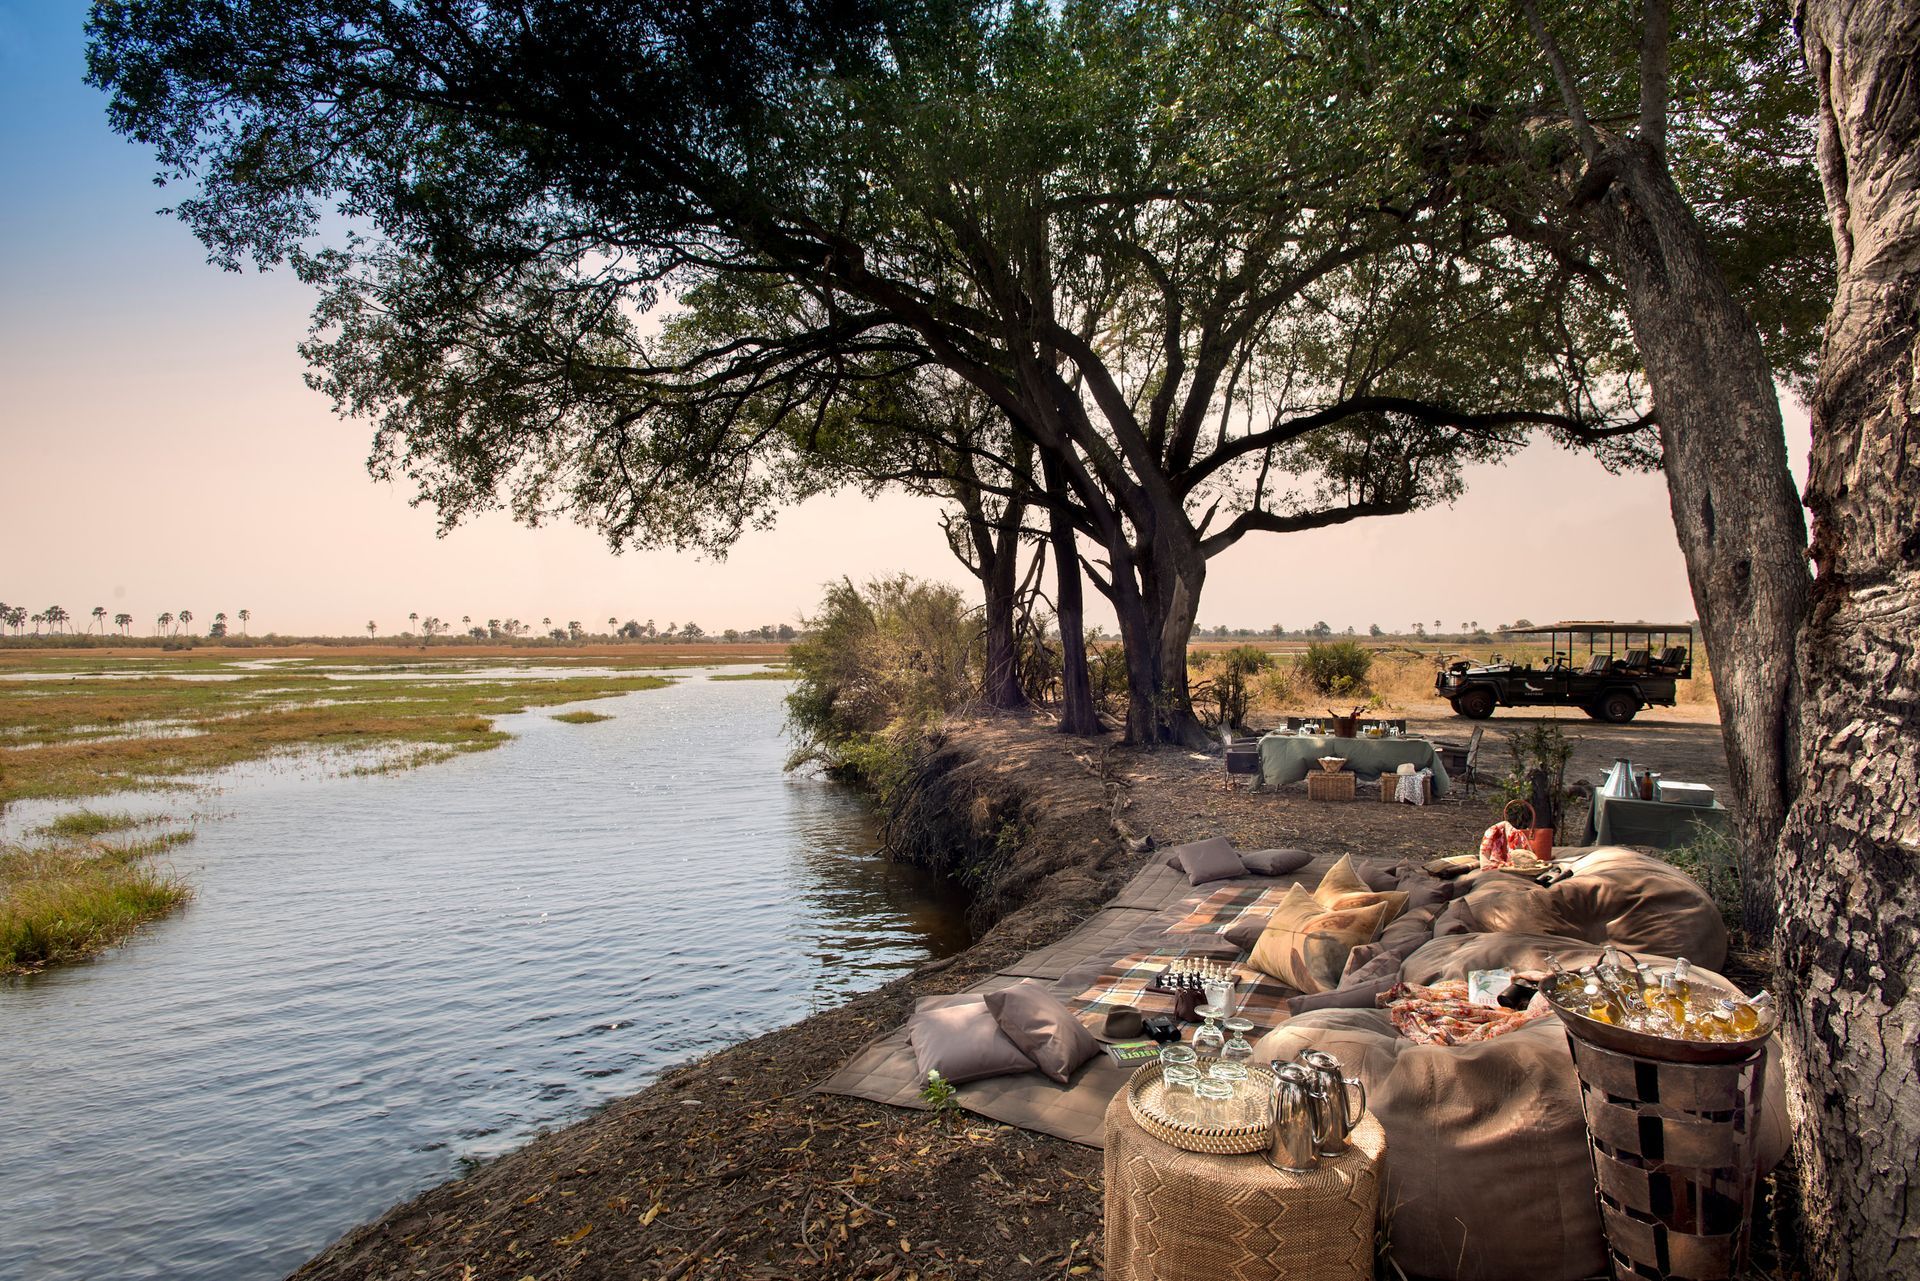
[1544,977,1775,1064]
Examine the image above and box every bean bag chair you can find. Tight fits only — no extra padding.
[1436,848,1729,969]
[1259,935,1789,1281]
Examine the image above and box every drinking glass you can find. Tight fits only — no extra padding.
[1192,1003,1226,1059]
[1192,1078,1236,1126]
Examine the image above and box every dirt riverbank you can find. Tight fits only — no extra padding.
[292,709,1730,1280]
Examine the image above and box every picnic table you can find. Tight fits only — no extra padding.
[1256,733,1451,796]
[1581,792,1730,849]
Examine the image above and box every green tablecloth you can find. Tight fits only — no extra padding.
[1257,734,1451,795]
[1582,793,1730,849]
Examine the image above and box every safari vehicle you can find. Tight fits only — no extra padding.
[1434,622,1695,723]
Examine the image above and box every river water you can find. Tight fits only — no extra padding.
[0,672,970,1280]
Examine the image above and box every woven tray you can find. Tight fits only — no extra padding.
[1125,1061,1276,1155]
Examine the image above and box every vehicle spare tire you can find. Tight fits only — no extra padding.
[1599,690,1640,723]
[1455,687,1496,719]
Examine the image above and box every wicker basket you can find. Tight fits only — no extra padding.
[1125,1061,1276,1155]
[1307,771,1356,802]
[1379,774,1433,804]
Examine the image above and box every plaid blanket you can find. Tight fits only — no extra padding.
[1163,884,1295,936]
[1070,949,1297,1035]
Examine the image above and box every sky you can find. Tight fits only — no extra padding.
[0,2,1812,639]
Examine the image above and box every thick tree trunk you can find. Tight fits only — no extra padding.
[979,537,1027,712]
[1139,539,1214,749]
[1579,141,1811,936]
[1776,6,1920,1272]
[1044,478,1102,736]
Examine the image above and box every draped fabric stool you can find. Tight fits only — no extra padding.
[1103,1090,1384,1281]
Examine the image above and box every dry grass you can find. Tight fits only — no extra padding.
[1,831,195,974]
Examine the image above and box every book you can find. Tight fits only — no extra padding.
[1104,1040,1162,1067]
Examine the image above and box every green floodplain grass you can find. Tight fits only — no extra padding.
[0,652,691,971]
[1,830,195,974]
[708,668,795,681]
[550,709,614,724]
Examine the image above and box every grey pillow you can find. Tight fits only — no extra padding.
[907,995,1037,1085]
[1240,848,1314,877]
[1224,911,1272,953]
[1168,837,1246,885]
[983,980,1099,1084]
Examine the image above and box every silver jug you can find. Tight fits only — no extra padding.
[1603,757,1639,799]
[1264,1062,1325,1172]
[1298,1049,1367,1156]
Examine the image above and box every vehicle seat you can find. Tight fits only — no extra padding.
[1655,645,1687,671]
[1622,648,1650,669]
[1583,654,1609,675]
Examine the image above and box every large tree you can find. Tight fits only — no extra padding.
[89,0,1663,747]
[1775,1,1920,1272]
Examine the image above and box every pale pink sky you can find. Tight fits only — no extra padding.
[0,8,1812,638]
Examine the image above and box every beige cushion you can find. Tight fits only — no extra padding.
[1312,853,1409,925]
[1247,884,1390,993]
[983,980,1099,1084]
[907,995,1036,1085]
[1444,847,1729,967]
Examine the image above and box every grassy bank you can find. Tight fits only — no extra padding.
[2,825,195,973]
[0,656,676,805]
[549,710,612,724]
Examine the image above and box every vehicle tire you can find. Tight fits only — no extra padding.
[1582,703,1608,720]
[1455,687,1496,719]
[1599,691,1640,723]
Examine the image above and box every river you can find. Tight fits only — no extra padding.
[0,671,970,1280]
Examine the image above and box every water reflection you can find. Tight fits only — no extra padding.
[0,673,968,1281]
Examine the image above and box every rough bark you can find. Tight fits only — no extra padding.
[1576,142,1811,936]
[1043,462,1102,736]
[1777,4,1920,1272]
[951,475,1031,715]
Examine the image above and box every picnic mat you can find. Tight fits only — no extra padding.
[1160,883,1294,936]
[1070,949,1295,1035]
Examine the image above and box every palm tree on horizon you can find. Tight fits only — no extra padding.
[177,609,194,637]
[366,620,377,639]
[91,606,107,634]
[238,608,250,636]
[114,612,133,636]
[157,611,172,636]
[408,611,419,635]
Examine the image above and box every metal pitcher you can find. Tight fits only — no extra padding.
[1298,1049,1367,1157]
[1264,1062,1325,1172]
[1603,757,1639,800]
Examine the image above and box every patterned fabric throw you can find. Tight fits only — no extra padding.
[1070,950,1297,1034]
[1163,884,1296,935]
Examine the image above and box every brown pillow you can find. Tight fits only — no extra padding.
[1239,848,1314,877]
[907,995,1037,1085]
[1313,853,1409,925]
[1167,837,1247,885]
[983,980,1099,1084]
[1248,884,1390,993]
[1224,911,1272,953]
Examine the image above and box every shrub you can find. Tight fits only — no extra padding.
[1192,646,1274,728]
[784,575,975,778]
[1298,640,1372,695]
[1662,826,1742,932]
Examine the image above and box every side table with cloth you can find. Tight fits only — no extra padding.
[1257,734,1451,796]
[1581,793,1731,849]
[1104,1090,1385,1281]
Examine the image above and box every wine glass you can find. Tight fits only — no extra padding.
[1192,1003,1227,1060]
[1221,1017,1255,1068]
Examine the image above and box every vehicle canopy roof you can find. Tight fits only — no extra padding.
[1498,621,1694,636]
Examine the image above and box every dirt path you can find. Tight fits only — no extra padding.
[291,709,1728,1280]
